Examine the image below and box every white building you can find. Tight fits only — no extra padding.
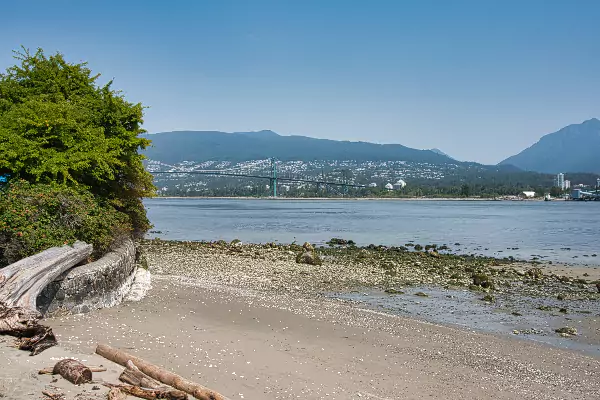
[393,179,407,189]
[597,178,600,188]
[564,180,571,190]
[368,182,377,188]
[385,183,394,190]
[522,191,536,198]
[554,173,565,189]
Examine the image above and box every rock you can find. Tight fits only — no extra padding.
[472,273,494,289]
[414,292,429,297]
[596,282,600,293]
[384,288,404,295]
[527,268,543,279]
[428,251,440,258]
[302,242,314,252]
[555,327,577,336]
[296,251,322,266]
[481,294,495,302]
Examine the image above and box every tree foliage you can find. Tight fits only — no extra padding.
[0,180,131,266]
[0,48,155,235]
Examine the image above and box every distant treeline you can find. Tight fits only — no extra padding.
[156,170,600,198]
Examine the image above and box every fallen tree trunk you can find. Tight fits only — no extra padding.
[0,242,92,354]
[103,383,188,400]
[96,344,230,400]
[0,241,93,310]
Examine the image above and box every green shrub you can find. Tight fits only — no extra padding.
[0,180,132,267]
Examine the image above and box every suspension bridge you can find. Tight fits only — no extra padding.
[151,158,366,197]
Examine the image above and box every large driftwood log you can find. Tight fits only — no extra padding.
[103,383,188,400]
[0,241,92,309]
[96,344,230,400]
[119,360,188,398]
[0,242,92,354]
[51,359,93,384]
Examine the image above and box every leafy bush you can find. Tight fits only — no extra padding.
[0,48,155,236]
[0,180,132,267]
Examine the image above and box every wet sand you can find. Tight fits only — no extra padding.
[39,276,600,400]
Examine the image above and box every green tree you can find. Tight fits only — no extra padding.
[460,184,470,197]
[0,48,155,235]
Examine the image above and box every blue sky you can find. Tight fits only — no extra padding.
[1,1,599,164]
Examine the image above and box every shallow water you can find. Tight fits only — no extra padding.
[145,198,600,265]
[332,288,600,355]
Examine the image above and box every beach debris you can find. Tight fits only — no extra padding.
[108,388,128,400]
[0,242,92,355]
[96,343,230,400]
[39,364,107,375]
[103,383,187,400]
[119,359,187,398]
[42,390,66,400]
[554,327,578,337]
[46,359,93,385]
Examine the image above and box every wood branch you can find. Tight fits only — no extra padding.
[103,383,188,400]
[108,388,128,400]
[0,242,92,355]
[51,359,93,385]
[96,343,230,400]
[42,390,65,400]
[39,365,106,375]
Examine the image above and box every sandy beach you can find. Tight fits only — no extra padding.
[2,241,599,399]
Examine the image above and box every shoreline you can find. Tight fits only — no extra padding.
[152,196,547,201]
[2,239,599,399]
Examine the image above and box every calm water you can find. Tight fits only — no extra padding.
[145,198,600,265]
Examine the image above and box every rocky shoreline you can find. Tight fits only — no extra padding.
[140,238,600,353]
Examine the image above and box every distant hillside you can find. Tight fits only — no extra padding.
[499,118,600,173]
[142,130,457,164]
[429,148,455,160]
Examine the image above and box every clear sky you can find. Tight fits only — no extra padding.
[1,1,599,164]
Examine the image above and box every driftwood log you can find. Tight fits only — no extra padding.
[45,359,93,385]
[103,383,188,400]
[96,343,229,400]
[0,242,92,354]
[108,388,128,400]
[119,360,188,399]
[39,365,107,374]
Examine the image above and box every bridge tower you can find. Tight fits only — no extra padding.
[270,158,277,197]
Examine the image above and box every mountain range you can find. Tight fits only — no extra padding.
[142,130,456,165]
[499,118,600,173]
[143,118,600,175]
